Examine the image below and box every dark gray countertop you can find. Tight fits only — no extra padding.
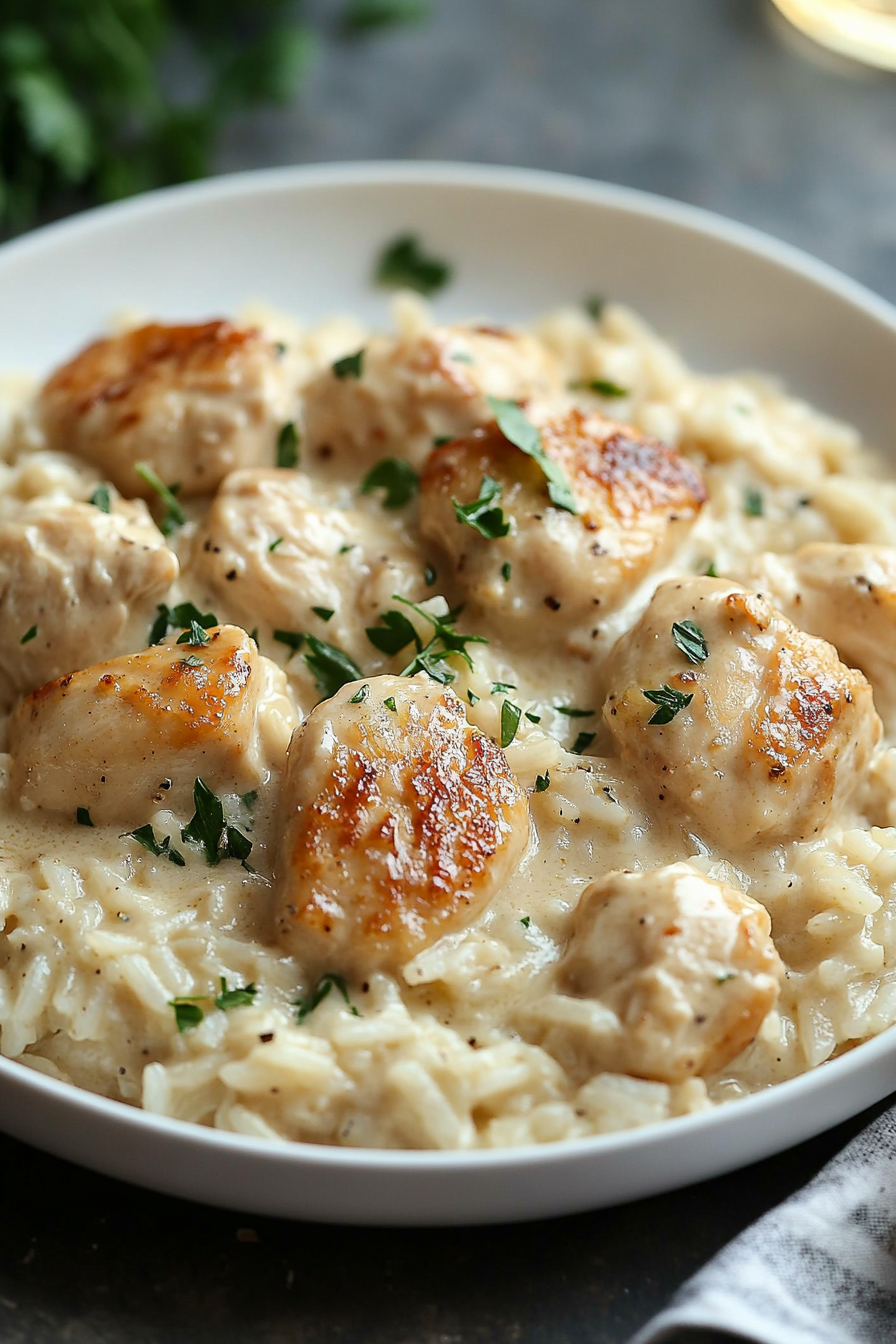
[4,1,896,1339]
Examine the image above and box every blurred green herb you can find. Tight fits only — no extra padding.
[0,2,427,236]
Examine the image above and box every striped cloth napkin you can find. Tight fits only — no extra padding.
[629,1105,896,1344]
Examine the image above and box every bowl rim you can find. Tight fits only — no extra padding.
[2,158,896,1175]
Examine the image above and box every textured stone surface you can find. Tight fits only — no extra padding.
[5,2,896,1340]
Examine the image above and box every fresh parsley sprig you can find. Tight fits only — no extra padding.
[487,397,577,514]
[181,778,254,870]
[671,620,708,665]
[304,636,364,698]
[642,685,693,726]
[365,610,420,656]
[393,595,488,683]
[126,823,186,867]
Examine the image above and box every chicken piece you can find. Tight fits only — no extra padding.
[301,325,564,474]
[602,577,879,848]
[38,321,294,500]
[8,626,297,826]
[743,544,896,728]
[527,864,783,1084]
[275,675,529,974]
[419,409,707,649]
[0,496,177,709]
[191,469,425,664]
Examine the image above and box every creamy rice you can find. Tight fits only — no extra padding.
[1,294,895,1150]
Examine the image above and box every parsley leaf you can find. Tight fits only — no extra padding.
[500,699,522,748]
[554,705,594,718]
[502,562,512,581]
[365,610,421,656]
[269,536,284,552]
[273,629,304,654]
[135,461,185,535]
[176,620,210,647]
[89,484,111,513]
[467,689,479,705]
[332,348,364,379]
[384,695,397,711]
[294,972,359,1022]
[642,685,694,726]
[360,457,419,509]
[703,560,719,578]
[571,378,628,398]
[76,807,94,827]
[395,595,488,682]
[374,232,451,296]
[571,731,596,755]
[744,487,764,518]
[520,915,531,928]
[149,602,217,646]
[492,681,516,693]
[276,421,300,469]
[126,823,186,867]
[20,624,37,644]
[535,771,550,793]
[304,635,364,699]
[215,977,257,1011]
[672,619,708,665]
[312,606,335,622]
[524,711,541,723]
[170,1000,204,1033]
[350,683,369,704]
[487,396,577,514]
[181,778,253,869]
[452,475,510,539]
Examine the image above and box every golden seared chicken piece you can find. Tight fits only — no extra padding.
[191,469,425,664]
[743,544,896,727]
[0,495,177,709]
[537,864,783,1084]
[301,325,564,473]
[38,322,294,500]
[419,409,707,648]
[8,626,297,826]
[275,675,530,975]
[602,577,879,849]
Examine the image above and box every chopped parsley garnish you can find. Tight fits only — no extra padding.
[571,731,596,755]
[584,295,605,321]
[394,595,488,683]
[304,635,364,699]
[339,544,353,555]
[743,486,764,518]
[170,1000,204,1033]
[181,778,253,870]
[350,683,370,704]
[269,537,284,552]
[374,232,452,296]
[433,435,454,447]
[467,689,480,705]
[215,977,257,1011]
[520,915,531,928]
[332,348,364,379]
[535,771,550,793]
[492,681,516,694]
[312,606,335,622]
[135,461,185,536]
[671,620,708,665]
[360,457,419,509]
[241,791,258,812]
[554,705,594,718]
[570,378,628,398]
[642,685,694,726]
[126,823,186,867]
[76,807,94,827]
[149,602,217,646]
[716,971,738,985]
[276,421,300,469]
[384,695,397,712]
[179,654,203,668]
[487,396,576,514]
[452,475,510,539]
[525,711,541,724]
[89,484,111,513]
[273,629,304,654]
[294,972,359,1023]
[20,624,37,645]
[703,560,719,578]
[424,564,437,586]
[366,609,420,656]
[500,699,522,748]
[502,562,512,581]
[176,620,210,647]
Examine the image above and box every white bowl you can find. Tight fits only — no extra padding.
[2,162,896,1226]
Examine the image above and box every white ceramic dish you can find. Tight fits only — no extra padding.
[1,161,896,1226]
